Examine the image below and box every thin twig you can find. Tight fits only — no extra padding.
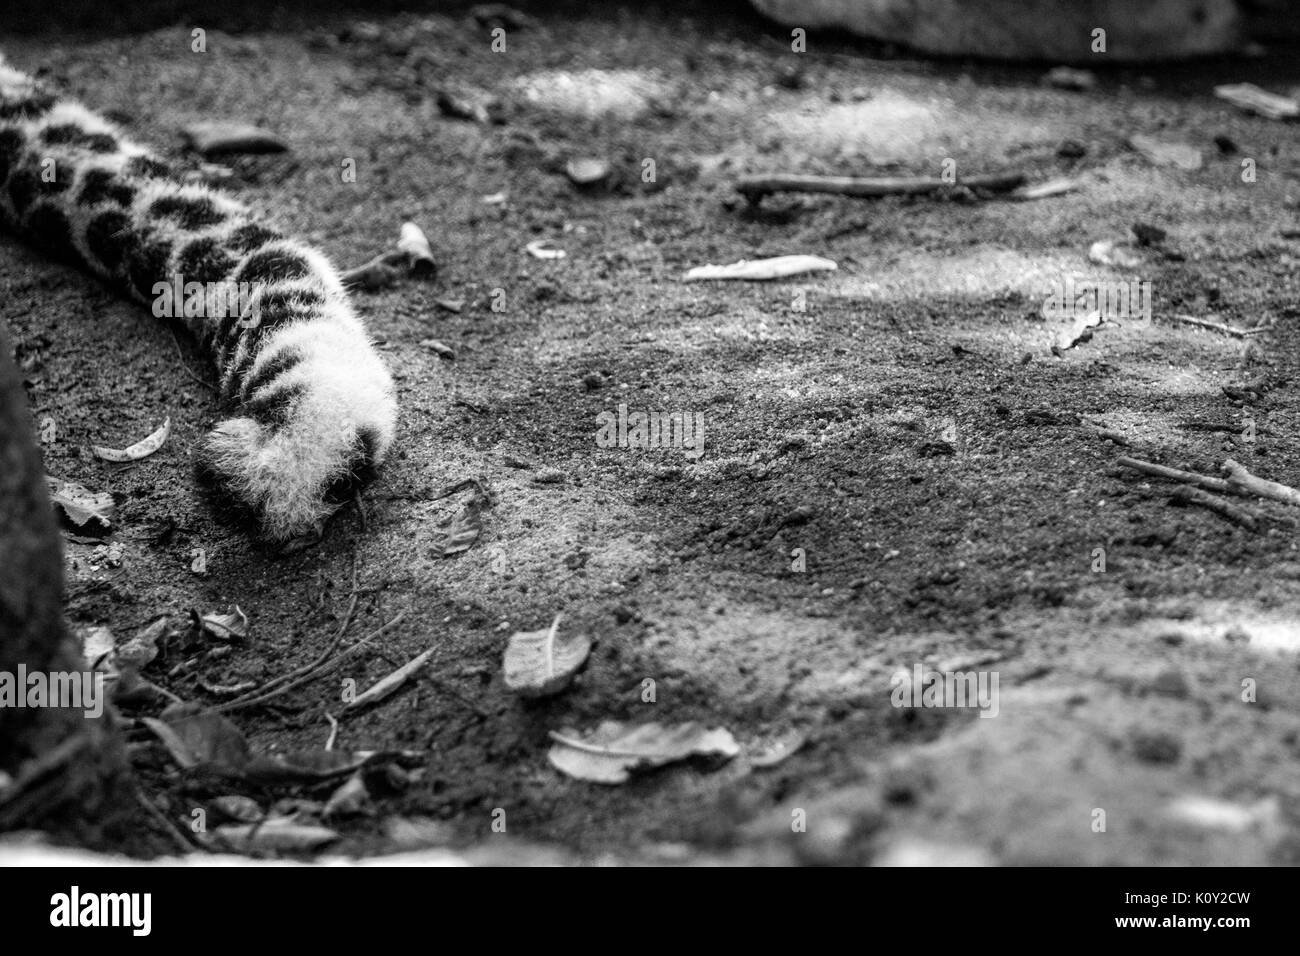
[1117,456,1232,494]
[169,327,216,392]
[1166,314,1262,338]
[1171,486,1259,531]
[216,611,407,713]
[1223,458,1300,507]
[133,784,195,854]
[736,171,1027,202]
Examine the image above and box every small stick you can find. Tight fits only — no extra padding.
[1171,486,1259,531]
[735,171,1027,201]
[1166,314,1259,338]
[1117,456,1232,494]
[169,327,216,392]
[1223,458,1300,507]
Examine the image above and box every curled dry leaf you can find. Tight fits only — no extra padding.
[1088,239,1144,270]
[92,417,170,462]
[683,255,837,282]
[196,605,249,641]
[525,239,567,260]
[182,122,289,156]
[547,720,740,784]
[1056,310,1103,351]
[47,476,114,530]
[503,614,591,698]
[397,221,437,277]
[345,648,435,712]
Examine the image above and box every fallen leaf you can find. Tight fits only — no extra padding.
[242,749,369,785]
[92,418,170,462]
[435,297,465,313]
[430,489,486,557]
[525,239,567,260]
[547,720,739,784]
[140,717,200,769]
[81,626,116,668]
[115,617,173,669]
[323,771,371,819]
[1165,795,1279,832]
[159,703,251,773]
[345,648,435,712]
[1214,83,1299,121]
[47,476,114,530]
[182,122,288,156]
[1043,66,1095,91]
[436,90,489,123]
[195,605,249,641]
[397,221,437,277]
[503,614,591,698]
[214,818,339,853]
[1128,134,1202,170]
[683,255,837,282]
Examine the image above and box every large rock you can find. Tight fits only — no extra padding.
[750,0,1244,62]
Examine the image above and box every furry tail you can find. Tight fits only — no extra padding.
[0,54,398,544]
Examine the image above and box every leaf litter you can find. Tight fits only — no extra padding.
[503,614,591,698]
[547,721,740,784]
[92,417,170,462]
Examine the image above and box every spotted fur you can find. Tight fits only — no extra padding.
[0,57,397,543]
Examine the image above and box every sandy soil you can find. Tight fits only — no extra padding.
[4,1,1300,865]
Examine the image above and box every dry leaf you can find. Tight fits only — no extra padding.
[525,239,567,260]
[92,417,170,462]
[547,720,739,784]
[196,605,249,641]
[430,491,486,557]
[747,729,808,768]
[435,298,465,313]
[341,250,407,291]
[1214,83,1299,121]
[323,771,371,819]
[503,614,591,698]
[242,749,369,785]
[210,795,263,823]
[158,703,251,773]
[47,476,114,530]
[345,648,435,711]
[419,339,456,360]
[1128,134,1202,171]
[398,221,437,277]
[683,255,837,282]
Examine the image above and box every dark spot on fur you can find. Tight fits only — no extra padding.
[174,236,236,284]
[227,222,281,253]
[240,347,303,401]
[243,381,304,427]
[25,203,78,263]
[149,193,226,229]
[77,168,135,207]
[122,155,171,179]
[0,129,23,182]
[39,123,118,153]
[7,169,38,214]
[234,247,313,285]
[0,91,56,120]
[126,237,173,300]
[86,209,132,271]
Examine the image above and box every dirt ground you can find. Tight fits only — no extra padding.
[5,1,1300,865]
